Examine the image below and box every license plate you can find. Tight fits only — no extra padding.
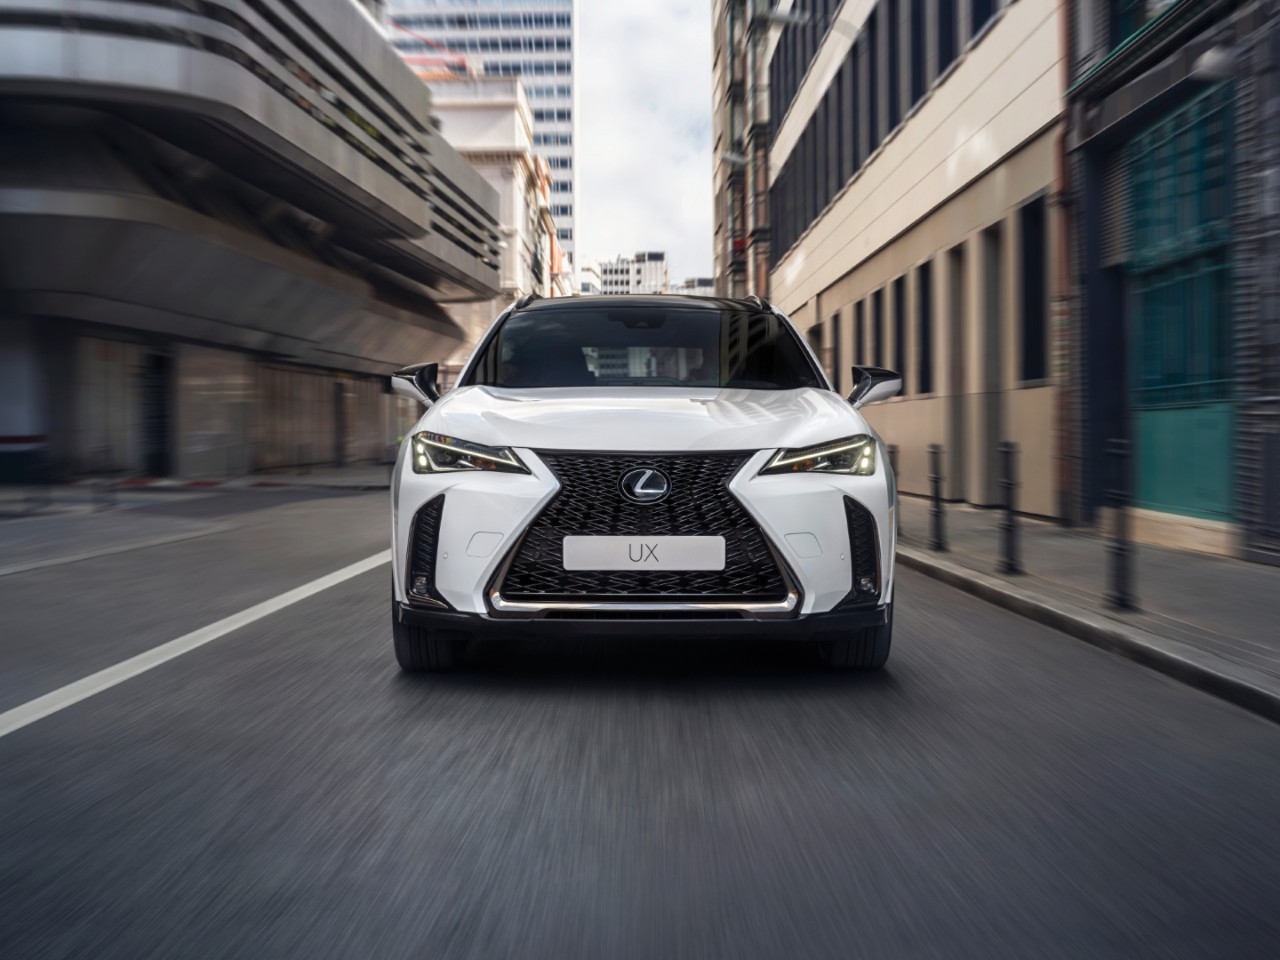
[562,536,726,571]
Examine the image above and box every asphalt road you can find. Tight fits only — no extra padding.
[2,490,1279,958]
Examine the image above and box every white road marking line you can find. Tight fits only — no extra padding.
[0,550,391,739]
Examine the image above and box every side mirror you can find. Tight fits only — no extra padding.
[391,362,441,405]
[847,365,902,408]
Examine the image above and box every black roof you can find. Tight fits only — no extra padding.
[517,294,767,313]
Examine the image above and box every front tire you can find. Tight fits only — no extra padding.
[818,600,893,669]
[392,594,465,672]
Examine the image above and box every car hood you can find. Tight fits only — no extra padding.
[420,386,868,452]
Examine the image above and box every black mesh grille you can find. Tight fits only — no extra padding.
[498,453,789,603]
[408,495,449,607]
[838,496,880,607]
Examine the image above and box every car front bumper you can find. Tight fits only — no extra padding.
[394,445,896,617]
[398,601,889,642]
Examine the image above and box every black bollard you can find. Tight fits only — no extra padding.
[998,441,1023,575]
[1106,438,1137,610]
[928,444,947,552]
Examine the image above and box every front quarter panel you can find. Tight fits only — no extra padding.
[393,448,559,612]
[731,450,895,616]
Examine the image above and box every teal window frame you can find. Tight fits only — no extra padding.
[1127,82,1234,410]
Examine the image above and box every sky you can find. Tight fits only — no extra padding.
[575,0,714,281]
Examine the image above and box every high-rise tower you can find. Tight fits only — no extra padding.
[386,0,577,270]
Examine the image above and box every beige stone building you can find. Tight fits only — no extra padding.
[428,77,569,385]
[758,0,1066,516]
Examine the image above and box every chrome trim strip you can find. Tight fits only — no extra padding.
[488,590,800,618]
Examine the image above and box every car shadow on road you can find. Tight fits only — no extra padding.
[394,636,905,696]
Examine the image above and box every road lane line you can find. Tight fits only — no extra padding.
[0,550,391,739]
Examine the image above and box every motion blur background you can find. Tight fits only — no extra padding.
[713,0,1280,565]
[3,3,1280,958]
[2,0,1276,567]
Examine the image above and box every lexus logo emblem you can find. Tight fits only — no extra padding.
[619,467,671,504]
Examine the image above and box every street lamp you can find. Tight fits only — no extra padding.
[1191,45,1236,83]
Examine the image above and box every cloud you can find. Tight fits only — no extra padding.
[576,0,713,280]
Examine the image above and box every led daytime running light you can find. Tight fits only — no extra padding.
[411,432,528,474]
[761,436,877,476]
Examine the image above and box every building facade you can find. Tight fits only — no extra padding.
[754,0,1067,519]
[578,263,602,295]
[386,0,577,270]
[0,0,499,481]
[598,253,670,295]
[671,277,717,296]
[712,0,776,299]
[1066,0,1280,561]
[428,77,569,386]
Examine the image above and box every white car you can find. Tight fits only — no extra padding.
[390,295,901,671]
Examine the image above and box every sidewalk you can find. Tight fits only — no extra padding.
[896,495,1280,721]
[236,463,393,490]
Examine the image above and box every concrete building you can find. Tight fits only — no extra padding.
[1065,0,1280,562]
[427,76,570,386]
[386,0,577,270]
[578,263,602,295]
[750,0,1067,519]
[599,253,670,295]
[0,0,499,481]
[671,277,716,297]
[712,0,776,298]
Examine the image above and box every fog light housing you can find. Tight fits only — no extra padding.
[835,496,881,609]
[411,575,430,597]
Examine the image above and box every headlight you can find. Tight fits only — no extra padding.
[410,432,529,474]
[760,435,877,476]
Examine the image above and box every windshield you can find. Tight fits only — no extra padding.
[462,305,824,390]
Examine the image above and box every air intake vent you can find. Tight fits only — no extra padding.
[407,495,450,608]
[837,496,880,607]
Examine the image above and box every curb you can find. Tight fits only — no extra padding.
[897,545,1280,725]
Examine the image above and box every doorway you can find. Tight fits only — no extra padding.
[140,352,172,477]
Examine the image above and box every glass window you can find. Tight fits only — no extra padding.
[893,275,908,394]
[937,0,957,72]
[911,0,927,104]
[971,0,996,39]
[917,261,935,393]
[867,19,880,152]
[1128,84,1234,406]
[873,288,885,366]
[464,306,824,390]
[841,55,857,181]
[1111,0,1166,47]
[855,300,866,362]
[1019,198,1047,381]
[888,0,901,132]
